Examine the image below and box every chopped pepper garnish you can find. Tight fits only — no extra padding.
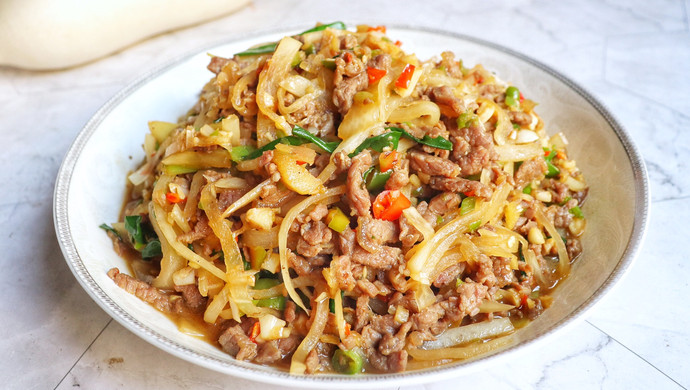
[395,64,416,89]
[248,322,261,343]
[349,131,401,157]
[332,349,364,375]
[230,145,255,162]
[166,192,184,204]
[460,196,476,215]
[545,162,560,178]
[163,165,197,176]
[505,86,520,107]
[254,278,280,290]
[378,150,399,172]
[569,206,584,219]
[456,112,477,129]
[321,58,337,70]
[367,25,386,33]
[304,44,316,55]
[373,190,411,221]
[253,296,286,311]
[366,67,387,84]
[543,147,560,178]
[326,207,350,233]
[249,246,268,269]
[363,166,392,191]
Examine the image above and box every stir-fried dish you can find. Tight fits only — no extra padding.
[101,22,588,374]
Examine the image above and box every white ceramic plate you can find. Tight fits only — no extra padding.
[54,25,649,388]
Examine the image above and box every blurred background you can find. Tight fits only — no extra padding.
[1,0,688,389]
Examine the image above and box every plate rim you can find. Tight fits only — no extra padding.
[53,22,649,387]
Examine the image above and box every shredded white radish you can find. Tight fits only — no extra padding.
[290,293,329,374]
[221,179,271,218]
[279,186,345,312]
[334,289,347,341]
[151,202,226,280]
[535,204,571,276]
[422,317,514,350]
[402,207,435,241]
[407,183,510,285]
[410,334,512,360]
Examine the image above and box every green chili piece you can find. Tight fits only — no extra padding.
[468,219,482,232]
[230,145,255,162]
[321,58,337,70]
[163,164,198,176]
[253,296,286,310]
[456,112,476,129]
[505,86,520,107]
[569,206,584,219]
[254,278,281,290]
[349,131,402,157]
[291,52,303,67]
[545,161,560,178]
[327,207,350,233]
[522,183,532,195]
[365,167,392,191]
[543,147,560,178]
[332,349,363,375]
[460,196,476,215]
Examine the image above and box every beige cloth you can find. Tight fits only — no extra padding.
[0,0,250,70]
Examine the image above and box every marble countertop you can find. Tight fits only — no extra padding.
[1,0,688,389]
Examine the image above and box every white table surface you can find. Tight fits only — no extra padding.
[2,0,689,389]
